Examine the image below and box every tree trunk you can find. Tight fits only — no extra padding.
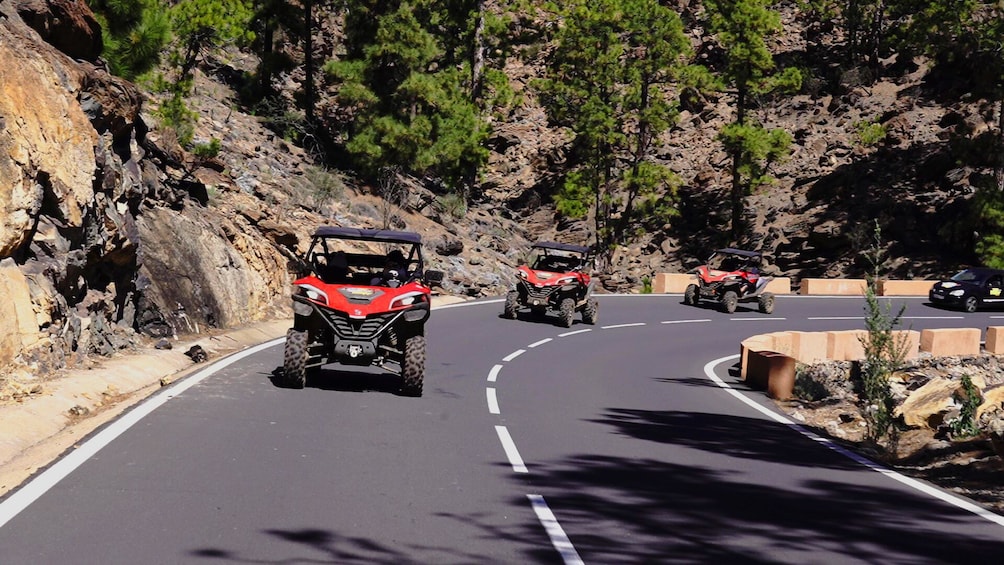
[303,0,314,124]
[618,74,652,244]
[471,2,486,105]
[730,83,748,243]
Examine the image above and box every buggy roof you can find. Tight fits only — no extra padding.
[715,248,761,258]
[313,226,422,244]
[532,241,590,255]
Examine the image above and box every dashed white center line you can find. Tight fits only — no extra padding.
[528,494,584,565]
[601,322,646,329]
[528,338,553,348]
[495,426,527,473]
[503,349,526,362]
[558,328,592,337]
[487,364,503,383]
[730,317,787,321]
[487,387,500,414]
[661,319,712,324]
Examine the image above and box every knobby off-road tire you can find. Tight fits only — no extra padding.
[722,291,738,314]
[503,291,519,319]
[401,334,426,397]
[758,292,775,314]
[965,295,979,313]
[684,284,698,306]
[582,299,599,325]
[283,329,308,389]
[559,298,575,328]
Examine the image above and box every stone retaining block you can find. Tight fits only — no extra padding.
[745,350,796,400]
[920,328,981,356]
[893,330,922,360]
[826,330,867,361]
[878,280,936,296]
[986,327,1004,355]
[790,331,828,363]
[740,335,774,380]
[652,273,696,294]
[764,278,792,294]
[799,278,868,295]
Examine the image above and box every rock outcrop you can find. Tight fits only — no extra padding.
[0,3,293,375]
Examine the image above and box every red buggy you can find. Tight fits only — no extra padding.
[284,227,443,395]
[503,241,599,327]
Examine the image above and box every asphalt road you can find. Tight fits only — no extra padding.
[2,295,1004,563]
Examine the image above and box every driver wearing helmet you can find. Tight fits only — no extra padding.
[371,249,407,287]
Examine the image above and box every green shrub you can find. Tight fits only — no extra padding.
[854,119,887,147]
[949,374,982,438]
[436,192,467,220]
[857,221,908,442]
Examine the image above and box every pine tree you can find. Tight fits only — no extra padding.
[323,2,489,194]
[87,0,171,80]
[537,0,689,256]
[703,0,801,242]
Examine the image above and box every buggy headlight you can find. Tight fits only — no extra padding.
[391,291,426,309]
[518,270,528,279]
[941,282,959,289]
[297,284,328,305]
[950,289,965,297]
[556,276,575,284]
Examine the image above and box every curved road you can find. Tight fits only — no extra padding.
[2,295,1004,563]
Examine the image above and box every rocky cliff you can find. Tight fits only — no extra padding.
[0,1,293,377]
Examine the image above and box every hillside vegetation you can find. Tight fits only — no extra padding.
[92,0,1004,273]
[3,0,1004,378]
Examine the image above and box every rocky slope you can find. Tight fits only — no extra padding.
[0,0,997,384]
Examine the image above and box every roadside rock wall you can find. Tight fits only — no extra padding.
[0,3,290,374]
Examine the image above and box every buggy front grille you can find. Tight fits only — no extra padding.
[521,281,558,303]
[320,310,399,339]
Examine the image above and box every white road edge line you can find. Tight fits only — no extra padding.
[527,494,584,565]
[0,337,285,529]
[487,388,500,415]
[558,329,592,337]
[528,338,553,348]
[704,355,1004,528]
[487,364,503,383]
[601,322,646,329]
[503,349,526,362]
[495,426,528,473]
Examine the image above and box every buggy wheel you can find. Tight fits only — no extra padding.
[721,291,738,314]
[558,298,575,328]
[283,329,308,389]
[400,335,426,397]
[582,299,599,325]
[964,295,978,313]
[757,292,775,314]
[684,284,698,306]
[503,290,519,319]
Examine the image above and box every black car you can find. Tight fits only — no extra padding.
[928,267,1004,312]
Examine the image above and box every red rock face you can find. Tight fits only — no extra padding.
[13,0,102,62]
